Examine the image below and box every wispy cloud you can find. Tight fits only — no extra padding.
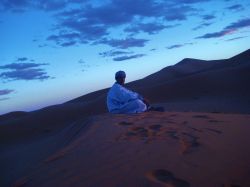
[47,32,82,47]
[0,69,50,81]
[43,0,200,47]
[196,30,235,39]
[99,50,133,57]
[202,14,216,20]
[196,18,250,39]
[225,36,248,41]
[0,62,48,70]
[3,0,241,49]
[17,57,28,61]
[124,23,179,35]
[78,59,86,64]
[166,42,194,49]
[0,89,14,96]
[164,5,196,21]
[0,97,10,101]
[171,0,211,4]
[193,22,212,30]
[124,23,166,35]
[97,38,149,49]
[0,62,51,81]
[0,0,68,12]
[225,18,250,30]
[113,54,146,61]
[226,4,244,11]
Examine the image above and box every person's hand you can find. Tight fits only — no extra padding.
[142,98,150,107]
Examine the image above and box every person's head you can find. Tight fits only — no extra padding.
[115,70,126,85]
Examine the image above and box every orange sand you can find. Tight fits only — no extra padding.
[2,111,249,187]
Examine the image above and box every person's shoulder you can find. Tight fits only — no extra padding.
[109,83,120,92]
[112,82,122,88]
[111,83,128,93]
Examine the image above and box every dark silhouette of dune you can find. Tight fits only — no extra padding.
[0,111,28,124]
[67,48,250,112]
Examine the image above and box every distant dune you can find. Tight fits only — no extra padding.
[0,111,28,124]
[0,49,250,187]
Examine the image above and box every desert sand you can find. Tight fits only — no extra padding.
[1,49,250,187]
[3,111,250,187]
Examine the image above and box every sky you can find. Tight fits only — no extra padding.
[0,0,249,115]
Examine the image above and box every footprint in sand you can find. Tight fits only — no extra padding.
[169,114,178,117]
[147,169,190,187]
[208,119,223,123]
[131,127,149,137]
[205,128,222,134]
[149,124,162,131]
[192,115,210,119]
[166,130,179,140]
[188,127,203,132]
[180,132,200,154]
[125,131,137,137]
[166,120,176,124]
[182,121,188,125]
[118,121,134,126]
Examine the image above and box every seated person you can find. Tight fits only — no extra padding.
[107,71,148,114]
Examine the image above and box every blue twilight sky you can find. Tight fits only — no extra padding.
[0,0,250,115]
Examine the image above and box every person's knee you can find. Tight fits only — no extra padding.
[136,99,147,112]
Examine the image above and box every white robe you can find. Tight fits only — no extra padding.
[107,83,147,114]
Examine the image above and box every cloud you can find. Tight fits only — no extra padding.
[171,0,210,4]
[1,0,205,48]
[0,97,10,101]
[164,5,196,21]
[46,15,110,47]
[97,38,149,49]
[0,62,48,70]
[0,89,14,96]
[60,19,108,41]
[0,0,68,12]
[225,18,250,30]
[49,0,160,45]
[60,41,77,47]
[0,62,51,81]
[17,57,28,61]
[192,14,215,30]
[78,59,86,64]
[124,23,177,35]
[0,68,50,81]
[35,0,67,11]
[202,14,215,20]
[45,0,200,47]
[196,30,235,39]
[226,4,244,11]
[47,32,83,46]
[193,22,212,30]
[166,42,194,49]
[113,54,146,61]
[99,50,133,57]
[196,18,250,39]
[0,0,29,11]
[226,36,248,41]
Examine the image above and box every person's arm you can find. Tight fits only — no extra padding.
[142,97,150,108]
[118,86,141,103]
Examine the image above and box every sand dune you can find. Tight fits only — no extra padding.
[7,112,250,187]
[1,49,250,187]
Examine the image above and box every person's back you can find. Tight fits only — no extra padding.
[107,71,147,114]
